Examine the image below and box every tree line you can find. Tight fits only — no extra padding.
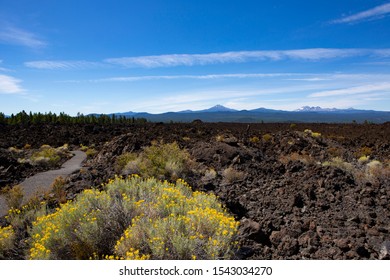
[0,111,147,125]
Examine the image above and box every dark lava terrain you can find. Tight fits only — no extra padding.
[1,122,389,259]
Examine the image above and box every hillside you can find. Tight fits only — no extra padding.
[110,106,390,123]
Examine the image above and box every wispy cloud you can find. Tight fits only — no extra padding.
[25,48,390,70]
[332,3,390,24]
[24,60,103,70]
[61,72,390,85]
[0,25,46,48]
[0,74,24,94]
[309,83,390,98]
[104,48,390,68]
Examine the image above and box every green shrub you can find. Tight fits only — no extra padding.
[262,134,273,142]
[29,188,112,259]
[55,144,70,157]
[111,177,239,260]
[116,142,191,180]
[304,129,321,138]
[2,199,47,259]
[140,142,190,180]
[4,185,24,210]
[6,199,46,231]
[358,155,369,164]
[31,145,61,167]
[249,136,260,143]
[79,144,97,158]
[322,157,353,173]
[28,176,239,260]
[80,144,89,152]
[116,152,138,173]
[290,123,297,129]
[11,144,70,168]
[85,148,97,158]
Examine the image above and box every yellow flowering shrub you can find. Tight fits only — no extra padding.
[112,177,239,260]
[0,198,48,259]
[29,189,112,259]
[0,225,15,258]
[29,176,239,260]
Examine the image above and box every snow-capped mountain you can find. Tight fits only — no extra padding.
[94,104,390,123]
[198,105,238,113]
[295,106,355,112]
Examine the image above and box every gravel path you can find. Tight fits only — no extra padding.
[0,151,86,216]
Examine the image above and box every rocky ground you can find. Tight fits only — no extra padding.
[1,122,389,259]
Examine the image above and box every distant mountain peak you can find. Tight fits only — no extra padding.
[201,105,237,112]
[296,106,356,112]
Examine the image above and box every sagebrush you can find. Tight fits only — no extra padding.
[28,176,239,260]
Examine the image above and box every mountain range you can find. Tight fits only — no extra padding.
[96,105,390,123]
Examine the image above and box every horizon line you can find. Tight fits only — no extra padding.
[3,105,390,117]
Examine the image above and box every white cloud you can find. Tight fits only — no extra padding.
[61,72,390,85]
[24,60,102,70]
[104,48,390,68]
[332,3,390,24]
[0,25,46,48]
[0,74,24,94]
[309,83,390,98]
[25,48,390,71]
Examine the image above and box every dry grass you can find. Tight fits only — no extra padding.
[51,176,67,204]
[222,167,245,184]
[3,185,24,210]
[279,152,316,165]
[354,146,373,158]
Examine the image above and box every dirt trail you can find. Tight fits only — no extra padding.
[0,151,86,216]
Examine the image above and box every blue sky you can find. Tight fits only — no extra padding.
[1,0,390,115]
